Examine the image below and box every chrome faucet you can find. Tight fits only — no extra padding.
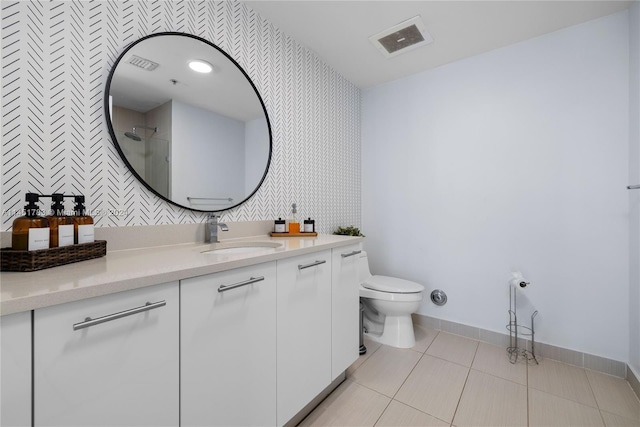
[206,214,228,243]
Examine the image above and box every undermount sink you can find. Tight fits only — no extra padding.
[201,241,282,255]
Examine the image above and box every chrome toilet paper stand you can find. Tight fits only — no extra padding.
[506,283,539,365]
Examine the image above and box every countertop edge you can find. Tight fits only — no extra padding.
[1,235,363,316]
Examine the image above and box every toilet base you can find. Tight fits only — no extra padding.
[364,314,416,348]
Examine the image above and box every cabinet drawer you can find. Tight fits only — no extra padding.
[1,311,31,427]
[181,262,277,427]
[276,250,332,426]
[34,282,179,427]
[332,243,362,379]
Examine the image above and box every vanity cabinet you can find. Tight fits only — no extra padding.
[33,282,179,427]
[276,250,332,426]
[2,236,363,427]
[1,311,31,427]
[181,261,277,427]
[331,243,362,379]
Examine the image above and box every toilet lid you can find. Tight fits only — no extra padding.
[362,275,424,293]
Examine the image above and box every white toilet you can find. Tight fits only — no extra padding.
[358,251,424,348]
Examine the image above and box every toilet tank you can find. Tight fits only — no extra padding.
[358,251,372,282]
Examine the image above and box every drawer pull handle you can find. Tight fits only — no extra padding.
[218,276,265,293]
[73,300,166,331]
[341,250,362,258]
[298,260,327,270]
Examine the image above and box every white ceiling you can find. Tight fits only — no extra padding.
[109,34,265,122]
[244,0,632,88]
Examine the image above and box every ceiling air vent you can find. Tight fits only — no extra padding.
[369,16,433,58]
[127,55,159,71]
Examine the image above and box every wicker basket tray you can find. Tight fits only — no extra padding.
[0,240,107,272]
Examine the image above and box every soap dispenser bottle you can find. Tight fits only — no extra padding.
[289,203,300,234]
[11,193,50,251]
[274,218,286,233]
[47,193,74,248]
[303,217,315,233]
[72,195,94,244]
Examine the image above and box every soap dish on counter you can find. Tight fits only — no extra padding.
[0,240,107,272]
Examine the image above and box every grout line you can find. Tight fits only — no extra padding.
[390,346,428,401]
[372,395,393,427]
[423,350,475,370]
[468,366,527,388]
[372,330,446,423]
[387,399,452,426]
[584,367,607,425]
[423,329,440,353]
[449,341,479,425]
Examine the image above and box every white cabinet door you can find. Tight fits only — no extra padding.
[331,243,362,379]
[276,250,332,426]
[34,282,179,427]
[1,311,32,427]
[181,262,277,427]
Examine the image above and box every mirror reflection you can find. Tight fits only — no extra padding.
[106,33,271,212]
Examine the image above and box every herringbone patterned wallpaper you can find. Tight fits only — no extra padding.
[1,1,361,234]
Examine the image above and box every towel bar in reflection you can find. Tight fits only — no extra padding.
[187,196,233,204]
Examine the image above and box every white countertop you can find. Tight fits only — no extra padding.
[0,234,363,316]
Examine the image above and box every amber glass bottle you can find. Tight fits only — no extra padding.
[47,193,74,248]
[73,195,94,244]
[12,193,50,251]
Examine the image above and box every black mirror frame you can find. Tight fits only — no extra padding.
[104,32,272,213]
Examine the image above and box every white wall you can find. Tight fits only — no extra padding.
[629,2,640,376]
[362,12,630,361]
[172,100,245,209]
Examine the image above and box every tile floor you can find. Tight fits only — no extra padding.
[299,326,640,427]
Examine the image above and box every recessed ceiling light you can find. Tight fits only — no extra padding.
[188,59,214,73]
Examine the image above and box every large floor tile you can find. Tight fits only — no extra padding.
[395,354,469,423]
[587,370,640,421]
[348,337,383,377]
[375,400,449,427]
[472,342,527,385]
[528,357,597,407]
[426,332,478,367]
[299,380,390,427]
[453,370,527,427]
[528,388,604,427]
[350,345,422,397]
[412,325,439,353]
[601,411,640,427]
[529,388,604,427]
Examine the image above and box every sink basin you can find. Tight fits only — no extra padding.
[201,241,281,255]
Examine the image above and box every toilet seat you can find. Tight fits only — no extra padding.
[362,275,424,294]
[360,285,423,302]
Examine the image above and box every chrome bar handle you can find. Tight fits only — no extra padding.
[73,300,166,331]
[298,260,327,270]
[218,276,265,293]
[628,185,640,190]
[341,250,362,258]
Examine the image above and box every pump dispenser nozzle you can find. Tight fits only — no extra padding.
[24,193,42,217]
[73,195,87,216]
[51,193,65,215]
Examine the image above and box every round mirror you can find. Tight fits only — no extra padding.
[105,32,272,212]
